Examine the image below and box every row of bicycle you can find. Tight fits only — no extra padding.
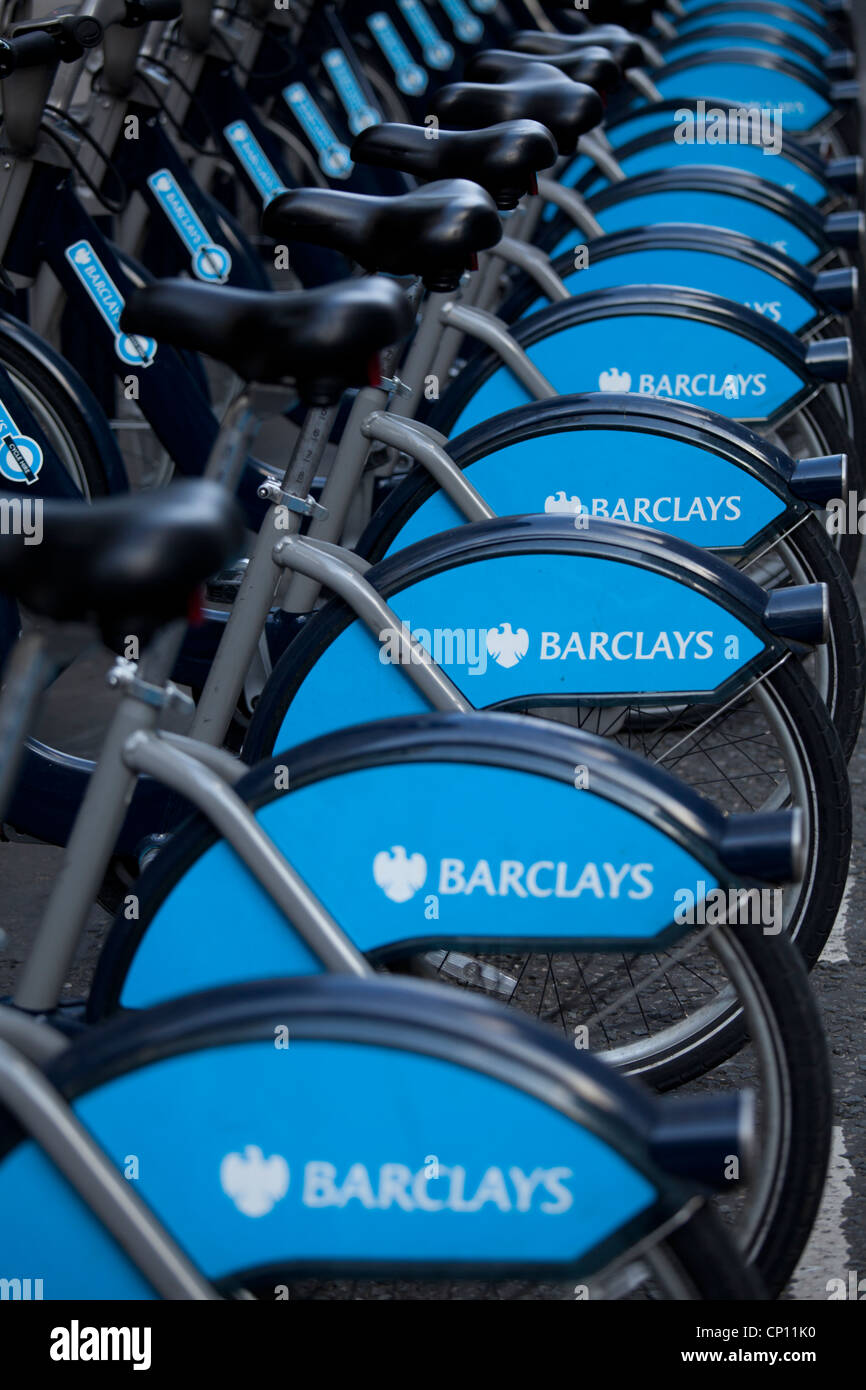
[0,0,862,1298]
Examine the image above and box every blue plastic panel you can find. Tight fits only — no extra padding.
[677,10,830,53]
[580,140,826,206]
[122,761,722,1003]
[451,313,804,432]
[523,247,815,333]
[655,61,832,132]
[0,1039,657,1294]
[384,426,787,555]
[549,191,819,262]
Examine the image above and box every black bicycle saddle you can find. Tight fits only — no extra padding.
[352,121,557,210]
[0,480,244,643]
[121,276,414,402]
[512,28,646,71]
[263,180,502,289]
[431,66,604,156]
[467,46,622,96]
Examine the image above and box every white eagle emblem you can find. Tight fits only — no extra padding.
[219,1145,289,1218]
[486,623,529,669]
[544,491,583,514]
[598,367,632,392]
[372,845,428,903]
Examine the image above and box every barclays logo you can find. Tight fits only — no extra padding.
[598,368,767,402]
[303,1160,575,1214]
[380,622,725,675]
[598,367,632,392]
[544,493,743,525]
[373,845,428,902]
[223,1156,576,1217]
[220,1145,290,1217]
[372,850,654,902]
[486,622,528,668]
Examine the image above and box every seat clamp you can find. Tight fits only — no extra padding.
[106,658,196,723]
[256,480,328,520]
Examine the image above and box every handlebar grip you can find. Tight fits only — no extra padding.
[0,28,58,75]
[0,14,102,76]
[60,14,102,51]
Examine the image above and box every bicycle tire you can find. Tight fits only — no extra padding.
[0,318,123,500]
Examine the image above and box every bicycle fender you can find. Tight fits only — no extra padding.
[437,285,850,436]
[361,392,837,561]
[576,123,834,207]
[3,974,724,1292]
[509,229,849,338]
[544,169,855,266]
[649,47,837,133]
[91,713,800,1011]
[254,516,825,757]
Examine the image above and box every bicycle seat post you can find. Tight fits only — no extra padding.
[190,400,340,745]
[276,320,418,615]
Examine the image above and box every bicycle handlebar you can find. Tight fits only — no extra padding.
[0,15,101,80]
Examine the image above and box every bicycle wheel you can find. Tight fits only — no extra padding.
[0,315,124,500]
[400,898,831,1295]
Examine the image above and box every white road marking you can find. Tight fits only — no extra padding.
[819,876,854,965]
[788,1127,854,1300]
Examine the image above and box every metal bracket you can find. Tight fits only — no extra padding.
[438,300,558,401]
[651,10,679,41]
[379,373,413,398]
[106,657,195,727]
[535,178,604,240]
[492,235,572,302]
[256,479,329,520]
[361,411,495,524]
[275,534,372,576]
